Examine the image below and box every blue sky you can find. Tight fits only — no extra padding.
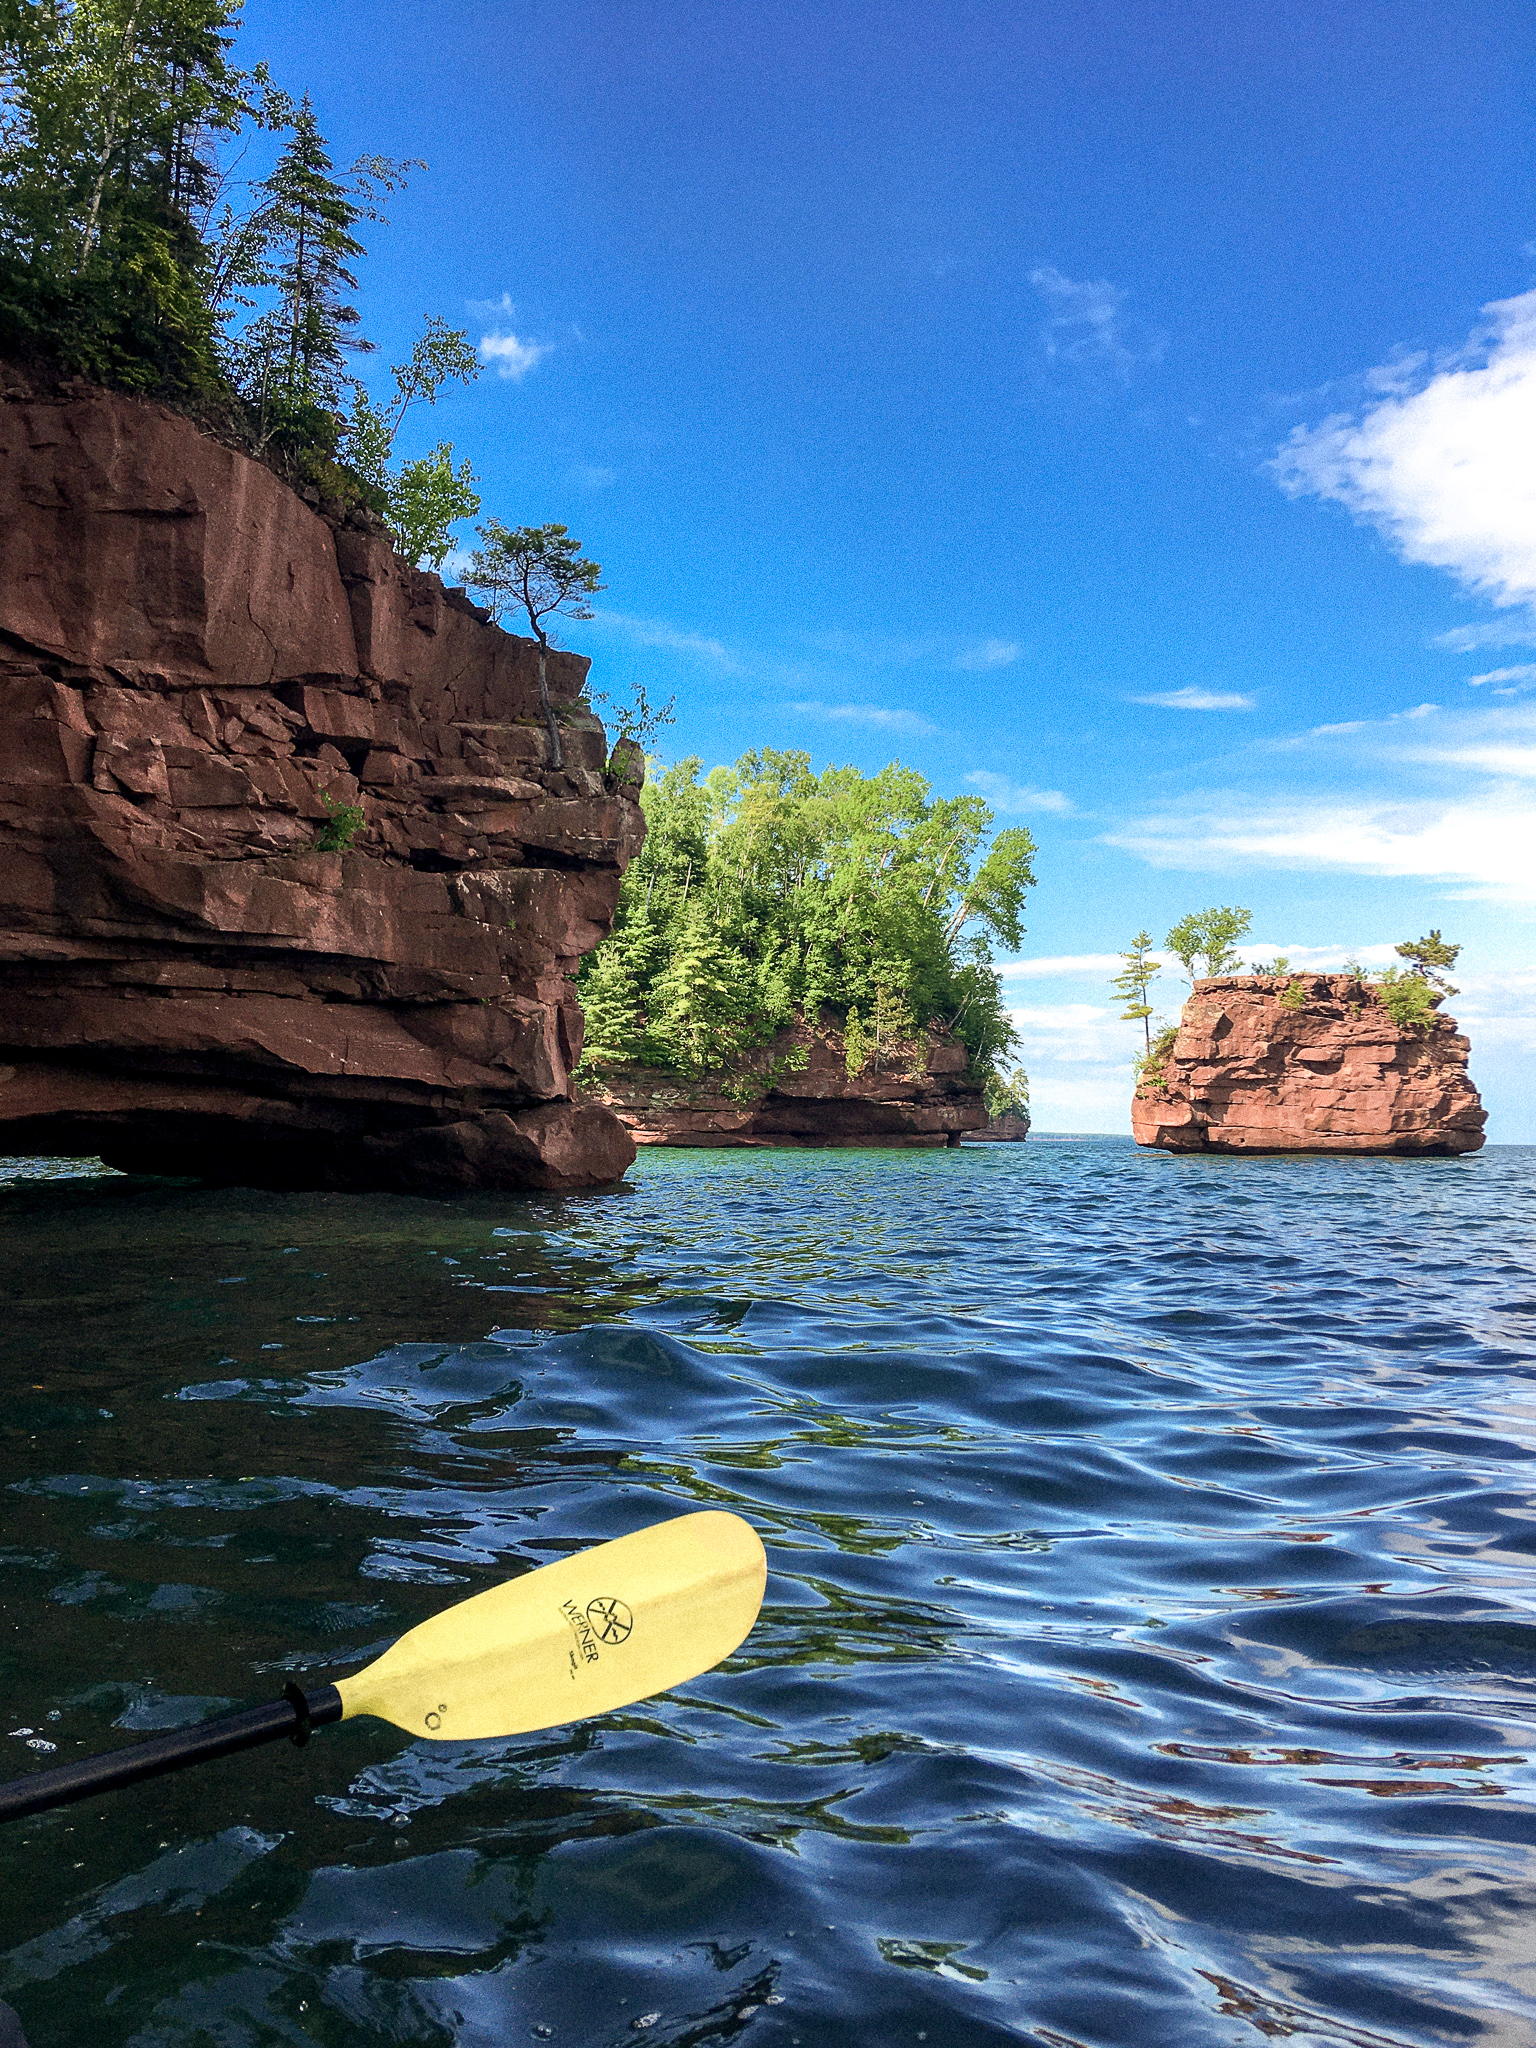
[249,0,1536,1136]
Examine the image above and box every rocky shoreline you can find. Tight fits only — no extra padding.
[579,1014,988,1148]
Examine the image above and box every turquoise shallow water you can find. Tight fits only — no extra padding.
[3,1140,1536,2046]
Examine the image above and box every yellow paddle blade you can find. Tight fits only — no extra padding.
[334,1510,766,1741]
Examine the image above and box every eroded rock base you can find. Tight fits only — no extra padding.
[581,1017,988,1149]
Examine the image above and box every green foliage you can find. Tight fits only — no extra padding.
[594,676,677,752]
[466,521,603,771]
[312,788,363,850]
[1279,978,1307,1010]
[339,316,479,562]
[386,443,479,571]
[719,1043,810,1106]
[0,0,251,396]
[0,4,480,515]
[1249,954,1291,976]
[1134,1022,1179,1089]
[1165,905,1252,983]
[1394,928,1460,996]
[576,750,1036,1084]
[985,1063,1030,1120]
[1370,966,1437,1029]
[1112,929,1160,1050]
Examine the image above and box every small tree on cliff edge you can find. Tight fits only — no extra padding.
[466,522,603,772]
[1165,906,1251,985]
[1112,930,1161,1051]
[1395,929,1460,997]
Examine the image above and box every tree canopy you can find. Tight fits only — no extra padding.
[577,750,1036,1085]
[1165,905,1252,982]
[0,0,478,544]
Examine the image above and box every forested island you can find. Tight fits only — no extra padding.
[574,752,1036,1121]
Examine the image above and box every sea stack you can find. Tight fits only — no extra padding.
[0,374,644,1190]
[1132,974,1486,1156]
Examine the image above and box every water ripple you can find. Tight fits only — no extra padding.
[0,1142,1533,2044]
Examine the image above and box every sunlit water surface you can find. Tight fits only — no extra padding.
[3,1140,1536,2047]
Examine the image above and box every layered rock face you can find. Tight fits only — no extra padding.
[581,1016,988,1147]
[0,379,644,1190]
[1132,976,1486,1156]
[965,1112,1030,1143]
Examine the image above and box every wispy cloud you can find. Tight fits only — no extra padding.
[569,464,617,493]
[1435,619,1536,652]
[1107,795,1536,900]
[479,331,550,380]
[954,638,1021,671]
[467,291,517,318]
[789,700,937,735]
[1029,266,1165,383]
[1131,687,1255,710]
[586,610,740,669]
[1469,664,1536,694]
[965,771,1072,815]
[1272,288,1536,612]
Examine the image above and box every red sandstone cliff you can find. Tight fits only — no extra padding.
[0,376,645,1190]
[1131,975,1486,1156]
[580,1014,988,1147]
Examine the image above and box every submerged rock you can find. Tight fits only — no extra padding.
[580,1016,988,1148]
[0,379,643,1190]
[1131,975,1486,1156]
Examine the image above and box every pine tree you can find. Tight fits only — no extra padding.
[466,522,603,772]
[253,97,368,440]
[1394,929,1460,996]
[1112,930,1160,1051]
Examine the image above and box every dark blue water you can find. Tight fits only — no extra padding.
[3,1140,1536,2047]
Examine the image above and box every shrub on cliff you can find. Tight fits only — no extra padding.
[576,750,1036,1085]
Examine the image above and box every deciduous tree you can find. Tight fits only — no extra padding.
[1165,906,1251,983]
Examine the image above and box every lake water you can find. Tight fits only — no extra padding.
[3,1139,1536,2047]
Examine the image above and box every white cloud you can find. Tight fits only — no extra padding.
[965,771,1073,815]
[479,331,550,380]
[789,701,937,735]
[954,639,1021,671]
[1029,266,1164,382]
[1451,968,1536,1055]
[1272,289,1536,611]
[1131,688,1255,710]
[1469,665,1536,693]
[1107,795,1536,900]
[1425,746,1536,776]
[467,291,517,317]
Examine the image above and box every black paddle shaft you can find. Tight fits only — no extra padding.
[0,1682,343,1824]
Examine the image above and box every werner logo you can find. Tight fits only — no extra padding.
[561,1594,633,1669]
[586,1596,633,1644]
